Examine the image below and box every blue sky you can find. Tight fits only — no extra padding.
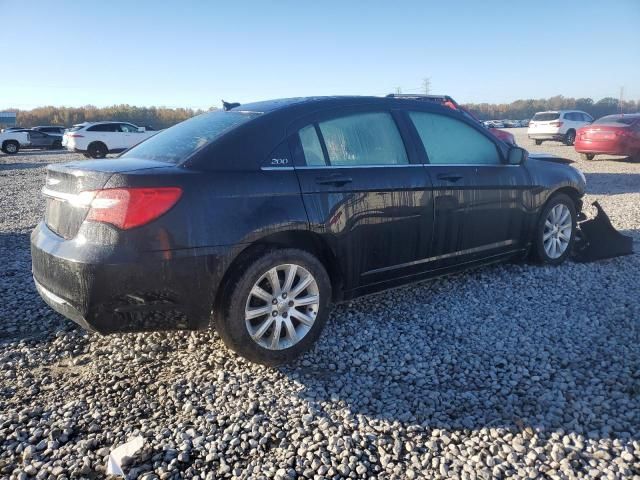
[2,0,639,109]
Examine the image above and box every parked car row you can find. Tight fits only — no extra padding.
[484,119,530,128]
[1,122,157,156]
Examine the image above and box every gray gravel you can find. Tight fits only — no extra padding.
[1,132,639,479]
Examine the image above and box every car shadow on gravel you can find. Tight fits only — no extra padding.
[289,266,640,441]
[584,173,640,195]
[0,162,46,171]
[9,150,68,157]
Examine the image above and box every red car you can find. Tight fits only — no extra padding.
[387,94,516,145]
[575,113,640,161]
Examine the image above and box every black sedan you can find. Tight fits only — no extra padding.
[31,96,586,365]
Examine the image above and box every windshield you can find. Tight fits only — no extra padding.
[594,115,638,126]
[121,110,260,163]
[532,112,560,121]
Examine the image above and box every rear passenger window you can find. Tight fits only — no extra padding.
[318,112,408,166]
[87,123,118,132]
[299,125,326,166]
[409,112,500,165]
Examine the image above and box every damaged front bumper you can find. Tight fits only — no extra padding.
[574,201,634,262]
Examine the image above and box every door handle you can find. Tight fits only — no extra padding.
[315,174,353,186]
[437,173,463,182]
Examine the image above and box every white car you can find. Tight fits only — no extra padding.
[527,110,593,146]
[62,121,158,158]
[0,130,30,154]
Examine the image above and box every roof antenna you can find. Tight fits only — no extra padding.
[222,100,241,111]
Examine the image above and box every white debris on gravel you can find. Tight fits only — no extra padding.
[1,132,639,479]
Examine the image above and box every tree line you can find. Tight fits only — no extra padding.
[3,105,213,129]
[463,96,638,121]
[3,96,638,128]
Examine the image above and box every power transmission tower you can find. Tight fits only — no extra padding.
[395,86,402,95]
[619,86,624,113]
[422,78,431,95]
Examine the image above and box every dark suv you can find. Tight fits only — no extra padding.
[32,96,586,364]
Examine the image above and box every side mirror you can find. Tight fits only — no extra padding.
[137,127,146,132]
[507,146,527,165]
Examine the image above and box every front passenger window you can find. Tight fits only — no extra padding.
[409,112,501,165]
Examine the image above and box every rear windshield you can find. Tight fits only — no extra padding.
[68,125,85,132]
[121,110,260,163]
[593,115,638,126]
[532,112,560,121]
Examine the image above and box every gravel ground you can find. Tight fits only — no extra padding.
[1,131,639,480]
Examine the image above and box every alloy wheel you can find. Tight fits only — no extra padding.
[543,204,572,259]
[244,264,320,350]
[6,143,17,153]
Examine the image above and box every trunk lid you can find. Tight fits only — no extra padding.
[43,159,172,239]
[529,112,561,130]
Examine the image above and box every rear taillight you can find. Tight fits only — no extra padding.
[68,134,84,138]
[549,121,563,127]
[81,187,182,230]
[615,129,633,138]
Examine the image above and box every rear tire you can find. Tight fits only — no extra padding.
[52,140,62,150]
[216,248,332,365]
[88,142,108,159]
[2,140,20,154]
[533,193,577,265]
[564,130,576,146]
[581,153,595,161]
[535,139,543,145]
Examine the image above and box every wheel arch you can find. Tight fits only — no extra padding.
[88,140,108,153]
[212,229,345,323]
[2,139,19,152]
[549,186,583,213]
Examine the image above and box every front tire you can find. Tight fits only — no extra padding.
[2,140,20,154]
[535,139,543,145]
[564,130,576,146]
[581,153,595,161]
[87,142,108,159]
[533,193,576,265]
[216,248,332,365]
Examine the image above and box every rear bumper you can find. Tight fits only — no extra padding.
[31,221,233,334]
[574,139,635,156]
[528,133,564,141]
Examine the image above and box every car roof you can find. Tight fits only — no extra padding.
[230,95,460,117]
[73,121,132,126]
[600,113,640,119]
[186,95,491,171]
